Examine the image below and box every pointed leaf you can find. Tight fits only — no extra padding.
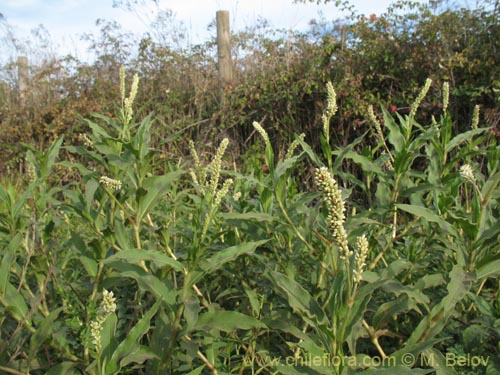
[445,127,490,153]
[192,310,266,332]
[0,233,22,295]
[382,108,405,152]
[106,300,161,373]
[104,249,184,272]
[45,362,80,375]
[396,204,456,234]
[199,240,268,276]
[120,346,159,367]
[104,261,177,308]
[137,171,182,222]
[268,270,329,327]
[29,307,64,359]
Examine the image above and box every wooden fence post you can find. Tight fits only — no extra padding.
[18,56,28,105]
[216,10,232,99]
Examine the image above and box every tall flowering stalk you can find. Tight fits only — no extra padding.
[207,138,229,202]
[314,167,352,269]
[367,105,394,166]
[189,139,207,194]
[198,139,232,245]
[252,121,274,174]
[409,78,432,119]
[442,81,450,113]
[471,105,480,130]
[322,82,338,144]
[353,235,369,285]
[286,133,305,159]
[252,121,270,149]
[119,65,139,141]
[459,163,483,204]
[89,290,117,356]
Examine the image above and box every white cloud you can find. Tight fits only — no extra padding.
[2,0,41,8]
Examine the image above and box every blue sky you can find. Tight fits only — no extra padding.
[1,0,442,61]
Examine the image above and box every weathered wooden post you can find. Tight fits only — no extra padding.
[18,56,28,105]
[216,10,232,100]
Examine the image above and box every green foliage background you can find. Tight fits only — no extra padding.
[0,1,499,374]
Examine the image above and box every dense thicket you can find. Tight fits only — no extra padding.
[0,0,498,174]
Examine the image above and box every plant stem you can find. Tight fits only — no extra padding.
[362,320,387,359]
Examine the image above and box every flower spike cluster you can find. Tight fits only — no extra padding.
[100,176,122,191]
[252,121,271,148]
[471,105,480,130]
[208,138,229,201]
[314,167,352,262]
[459,164,476,185]
[410,78,432,118]
[322,82,338,142]
[286,133,305,159]
[90,289,117,353]
[353,235,369,283]
[442,82,450,113]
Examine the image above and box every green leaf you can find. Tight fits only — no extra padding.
[343,280,386,345]
[104,249,184,272]
[382,108,405,152]
[343,150,384,175]
[445,127,490,153]
[0,233,22,295]
[1,281,30,325]
[113,217,132,250]
[373,295,424,329]
[100,313,119,366]
[260,187,273,213]
[243,282,260,317]
[106,300,161,373]
[137,172,182,222]
[85,179,100,212]
[105,262,177,308]
[58,159,94,176]
[70,232,98,277]
[42,136,64,178]
[414,273,445,290]
[421,348,459,375]
[132,115,153,160]
[45,362,80,375]
[198,240,268,277]
[297,136,323,167]
[86,118,113,139]
[268,270,329,327]
[120,346,158,367]
[185,366,205,375]
[274,155,301,183]
[192,310,266,332]
[29,307,64,359]
[396,204,456,234]
[481,171,500,206]
[183,291,201,331]
[221,212,276,223]
[476,256,500,279]
[264,139,275,175]
[407,265,475,346]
